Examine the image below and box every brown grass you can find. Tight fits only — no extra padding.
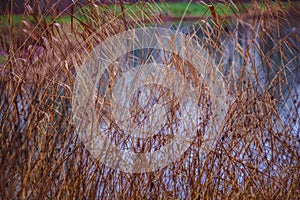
[0,0,299,199]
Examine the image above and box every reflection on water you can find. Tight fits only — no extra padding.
[165,19,299,119]
[93,20,300,148]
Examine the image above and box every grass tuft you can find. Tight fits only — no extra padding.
[0,0,299,199]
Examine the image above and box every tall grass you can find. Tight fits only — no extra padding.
[0,0,299,199]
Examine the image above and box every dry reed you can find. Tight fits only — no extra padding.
[0,0,299,199]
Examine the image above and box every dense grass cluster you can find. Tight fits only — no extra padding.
[0,0,299,199]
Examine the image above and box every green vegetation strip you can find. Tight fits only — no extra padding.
[0,2,296,26]
[96,1,293,18]
[0,14,75,26]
